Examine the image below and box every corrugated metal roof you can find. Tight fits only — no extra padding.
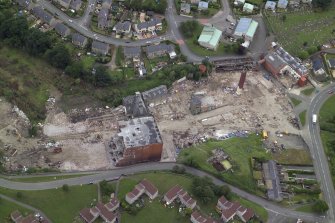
[198,26,222,48]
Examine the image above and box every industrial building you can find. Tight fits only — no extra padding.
[108,116,163,166]
[123,92,150,118]
[198,26,222,50]
[233,18,258,41]
[260,42,308,87]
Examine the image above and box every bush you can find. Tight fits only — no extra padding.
[312,199,329,213]
[172,165,186,174]
[100,180,114,197]
[297,50,309,60]
[16,192,23,199]
[62,184,69,192]
[180,20,201,38]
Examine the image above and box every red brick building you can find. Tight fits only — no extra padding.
[108,117,163,167]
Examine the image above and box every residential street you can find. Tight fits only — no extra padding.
[0,163,326,223]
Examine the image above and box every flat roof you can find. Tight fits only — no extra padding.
[246,20,258,38]
[198,26,222,48]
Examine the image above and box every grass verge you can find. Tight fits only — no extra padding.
[290,97,302,106]
[0,198,31,223]
[5,174,91,183]
[299,110,307,127]
[301,88,315,96]
[0,185,97,223]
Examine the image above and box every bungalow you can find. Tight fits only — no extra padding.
[180,3,191,14]
[191,211,217,223]
[243,3,254,13]
[164,185,197,209]
[79,207,99,223]
[55,23,71,37]
[144,43,176,59]
[56,0,71,9]
[70,0,82,10]
[114,21,132,34]
[311,55,326,75]
[125,179,158,204]
[96,202,117,223]
[124,46,142,59]
[198,1,209,10]
[32,6,56,26]
[92,41,110,55]
[198,26,222,50]
[98,8,109,29]
[72,33,88,48]
[265,1,276,10]
[277,0,288,8]
[135,17,162,33]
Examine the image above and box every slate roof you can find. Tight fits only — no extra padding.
[98,8,109,28]
[312,56,325,71]
[145,43,174,55]
[123,46,141,58]
[55,23,70,36]
[92,41,109,54]
[72,33,87,45]
[137,17,162,30]
[114,21,131,32]
[32,6,54,24]
[328,58,335,69]
[122,92,149,118]
[142,85,168,103]
[70,0,82,9]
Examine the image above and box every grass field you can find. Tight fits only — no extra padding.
[117,172,268,222]
[301,88,315,96]
[295,203,315,213]
[264,8,335,55]
[184,38,235,57]
[319,95,335,186]
[290,97,302,106]
[178,135,270,195]
[299,110,307,127]
[272,149,312,165]
[0,185,97,223]
[0,199,31,223]
[5,174,91,183]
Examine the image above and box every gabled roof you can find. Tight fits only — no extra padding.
[145,43,175,55]
[123,46,141,58]
[221,202,241,220]
[142,85,168,102]
[137,17,162,30]
[165,185,184,201]
[55,23,70,36]
[96,202,116,222]
[191,211,217,223]
[122,92,149,118]
[92,41,109,51]
[79,208,97,223]
[98,8,109,27]
[72,33,87,44]
[105,197,120,210]
[312,56,325,71]
[198,26,222,48]
[32,6,54,24]
[140,179,158,196]
[114,21,131,32]
[70,0,82,9]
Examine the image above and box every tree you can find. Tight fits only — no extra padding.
[62,184,69,192]
[307,46,318,55]
[45,44,71,69]
[100,180,114,197]
[25,28,52,56]
[214,185,232,200]
[65,61,86,79]
[312,0,332,9]
[180,20,201,38]
[0,16,29,47]
[297,50,309,60]
[94,65,112,87]
[281,15,287,22]
[312,200,329,213]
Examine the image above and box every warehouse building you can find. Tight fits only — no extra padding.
[233,18,258,41]
[198,26,222,50]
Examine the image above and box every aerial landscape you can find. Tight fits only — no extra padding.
[0,0,334,222]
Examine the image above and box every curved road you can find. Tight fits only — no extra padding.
[0,162,325,222]
[305,83,335,222]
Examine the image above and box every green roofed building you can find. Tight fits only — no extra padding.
[197,26,222,50]
[234,18,258,41]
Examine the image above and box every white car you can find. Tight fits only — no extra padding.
[68,19,73,22]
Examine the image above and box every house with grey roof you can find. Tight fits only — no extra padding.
[142,85,168,105]
[32,6,56,26]
[72,33,88,48]
[70,0,82,10]
[55,23,71,37]
[56,0,72,9]
[144,43,175,59]
[16,0,32,9]
[180,3,191,14]
[98,8,109,29]
[134,18,162,33]
[265,1,276,10]
[123,46,142,60]
[114,21,132,34]
[123,92,149,118]
[102,0,112,9]
[92,41,110,55]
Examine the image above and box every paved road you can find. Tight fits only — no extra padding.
[0,162,325,222]
[304,83,335,222]
[0,194,52,223]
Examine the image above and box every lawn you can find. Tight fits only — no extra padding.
[319,95,335,186]
[301,88,315,96]
[0,198,31,223]
[264,8,335,55]
[6,173,91,183]
[0,185,98,223]
[184,38,232,57]
[117,172,268,222]
[290,97,302,106]
[295,203,315,213]
[272,149,312,166]
[299,110,307,127]
[178,134,270,195]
